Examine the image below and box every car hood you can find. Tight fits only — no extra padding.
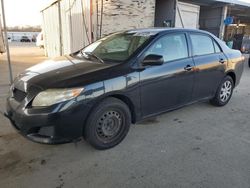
[13,55,115,91]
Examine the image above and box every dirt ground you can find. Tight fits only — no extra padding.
[0,42,47,86]
[0,43,250,188]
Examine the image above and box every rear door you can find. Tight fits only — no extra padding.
[188,32,227,100]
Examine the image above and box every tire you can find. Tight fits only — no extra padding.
[84,97,131,150]
[210,76,234,107]
[248,57,250,68]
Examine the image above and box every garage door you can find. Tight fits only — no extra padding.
[175,1,200,29]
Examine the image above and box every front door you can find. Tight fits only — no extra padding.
[139,33,195,117]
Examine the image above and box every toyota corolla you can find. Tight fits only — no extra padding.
[5,28,245,150]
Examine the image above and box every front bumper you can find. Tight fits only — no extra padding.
[5,97,92,144]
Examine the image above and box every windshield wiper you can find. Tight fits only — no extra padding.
[82,52,104,64]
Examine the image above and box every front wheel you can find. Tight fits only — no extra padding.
[210,76,234,107]
[84,97,131,150]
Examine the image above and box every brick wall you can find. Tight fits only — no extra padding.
[94,0,156,38]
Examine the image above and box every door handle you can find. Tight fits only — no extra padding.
[219,58,226,64]
[184,65,193,71]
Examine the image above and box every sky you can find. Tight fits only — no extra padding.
[1,0,250,27]
[2,0,53,27]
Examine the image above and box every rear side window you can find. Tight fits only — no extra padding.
[213,41,221,53]
[146,33,188,62]
[190,34,215,56]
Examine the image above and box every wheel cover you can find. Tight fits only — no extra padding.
[96,110,122,142]
[220,80,232,102]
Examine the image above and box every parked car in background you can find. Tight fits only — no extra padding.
[5,28,245,150]
[36,32,44,48]
[8,37,12,42]
[20,36,31,42]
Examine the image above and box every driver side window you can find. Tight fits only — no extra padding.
[145,33,188,62]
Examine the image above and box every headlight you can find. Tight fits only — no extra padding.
[32,88,84,107]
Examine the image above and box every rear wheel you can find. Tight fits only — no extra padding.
[210,76,234,106]
[84,97,131,150]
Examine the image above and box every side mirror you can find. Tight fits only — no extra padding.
[142,54,164,66]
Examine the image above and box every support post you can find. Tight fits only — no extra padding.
[1,0,13,84]
[219,5,228,40]
[58,1,63,56]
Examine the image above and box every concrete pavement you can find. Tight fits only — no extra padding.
[0,44,250,188]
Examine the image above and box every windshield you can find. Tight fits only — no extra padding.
[80,32,152,62]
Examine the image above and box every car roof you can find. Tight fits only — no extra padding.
[126,27,211,35]
[126,27,232,54]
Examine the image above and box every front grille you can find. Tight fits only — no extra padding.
[13,88,27,102]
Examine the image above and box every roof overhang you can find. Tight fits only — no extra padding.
[212,0,250,7]
[41,0,60,12]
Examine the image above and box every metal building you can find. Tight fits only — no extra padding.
[42,0,92,57]
[41,0,155,57]
[42,0,250,57]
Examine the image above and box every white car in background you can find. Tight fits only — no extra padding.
[36,32,44,48]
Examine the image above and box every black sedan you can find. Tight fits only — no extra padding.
[5,28,245,150]
[20,36,31,42]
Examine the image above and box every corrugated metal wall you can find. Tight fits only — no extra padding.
[60,0,71,55]
[42,0,92,57]
[68,0,86,52]
[42,2,61,57]
[60,0,91,54]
